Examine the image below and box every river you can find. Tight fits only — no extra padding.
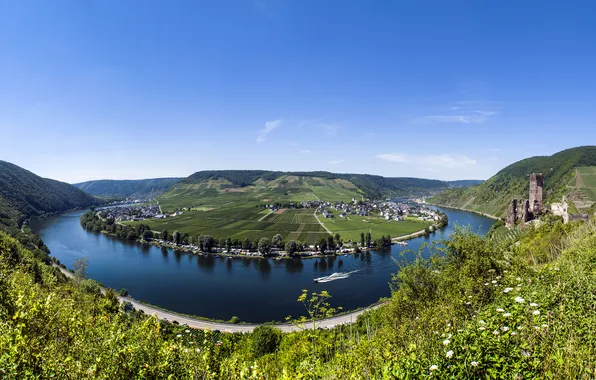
[30,207,494,323]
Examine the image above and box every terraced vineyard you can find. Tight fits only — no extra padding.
[567,166,596,212]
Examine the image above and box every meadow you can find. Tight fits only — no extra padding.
[322,215,432,242]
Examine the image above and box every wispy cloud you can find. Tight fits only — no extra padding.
[376,153,477,169]
[328,159,344,165]
[256,120,282,143]
[415,101,499,124]
[300,150,311,154]
[317,123,339,135]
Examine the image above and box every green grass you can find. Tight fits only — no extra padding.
[322,215,432,242]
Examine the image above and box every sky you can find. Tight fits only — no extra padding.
[1,0,595,183]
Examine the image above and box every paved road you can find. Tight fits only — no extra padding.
[55,265,382,333]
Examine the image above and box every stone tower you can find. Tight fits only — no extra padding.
[529,173,543,215]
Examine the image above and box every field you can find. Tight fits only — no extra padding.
[321,215,432,242]
[566,166,596,211]
[127,175,426,244]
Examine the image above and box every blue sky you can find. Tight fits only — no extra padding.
[1,0,595,183]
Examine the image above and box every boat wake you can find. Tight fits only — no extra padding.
[314,269,361,283]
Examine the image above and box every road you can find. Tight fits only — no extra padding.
[55,265,382,333]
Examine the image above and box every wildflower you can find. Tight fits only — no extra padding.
[530,302,538,307]
[443,339,450,345]
[503,287,514,293]
[185,329,190,333]
[446,350,454,358]
[488,269,496,273]
[496,308,505,312]
[503,270,508,273]
[484,283,489,286]
[534,326,540,330]
[430,365,438,371]
[493,330,499,335]
[503,313,512,317]
[478,326,485,331]
[479,320,486,325]
[511,332,518,336]
[176,334,182,338]
[533,310,540,316]
[516,277,521,281]
[501,326,509,331]
[541,324,548,328]
[496,276,501,280]
[491,280,497,284]
[466,302,471,305]
[515,297,525,303]
[516,284,522,287]
[468,295,472,299]
[471,361,479,367]
[517,326,523,330]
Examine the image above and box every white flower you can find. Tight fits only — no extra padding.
[488,269,496,273]
[484,283,489,286]
[185,329,190,333]
[493,330,499,335]
[468,295,472,299]
[541,324,548,328]
[515,297,525,303]
[516,284,522,287]
[478,326,485,331]
[517,326,523,330]
[530,302,538,307]
[446,350,454,358]
[496,308,505,312]
[466,302,471,305]
[430,365,438,371]
[470,361,479,367]
[443,339,450,345]
[176,334,182,338]
[503,287,514,293]
[533,310,540,316]
[496,276,501,280]
[516,277,521,281]
[503,270,508,273]
[491,280,497,284]
[501,326,509,331]
[503,313,512,317]
[479,320,486,325]
[511,332,518,336]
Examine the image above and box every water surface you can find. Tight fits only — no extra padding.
[30,207,494,323]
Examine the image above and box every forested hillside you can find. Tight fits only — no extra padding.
[431,146,596,217]
[74,178,182,198]
[0,161,100,235]
[183,170,459,198]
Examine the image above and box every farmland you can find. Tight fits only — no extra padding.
[321,215,432,242]
[126,174,434,244]
[566,166,596,211]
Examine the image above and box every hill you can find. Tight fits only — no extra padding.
[0,161,100,234]
[74,178,182,198]
[430,146,596,217]
[447,179,484,188]
[183,170,455,199]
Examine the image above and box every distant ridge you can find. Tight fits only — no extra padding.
[74,178,182,198]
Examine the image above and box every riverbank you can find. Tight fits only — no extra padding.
[429,203,501,221]
[54,264,383,333]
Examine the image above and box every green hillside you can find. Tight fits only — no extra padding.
[74,178,182,198]
[430,146,596,217]
[0,161,100,235]
[2,206,595,378]
[183,170,453,199]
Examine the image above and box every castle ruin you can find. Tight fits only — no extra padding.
[505,173,543,228]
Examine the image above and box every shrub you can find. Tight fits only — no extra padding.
[251,324,281,357]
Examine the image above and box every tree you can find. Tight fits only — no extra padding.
[334,233,341,246]
[200,235,215,252]
[360,232,365,247]
[318,237,328,254]
[73,257,88,281]
[161,230,169,241]
[286,240,298,255]
[142,230,153,241]
[366,232,372,247]
[172,231,181,245]
[272,234,283,247]
[251,325,282,357]
[226,238,232,253]
[327,235,335,251]
[258,237,271,255]
[243,238,252,250]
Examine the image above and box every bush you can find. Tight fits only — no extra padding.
[251,324,281,357]
[119,288,129,297]
[230,316,240,324]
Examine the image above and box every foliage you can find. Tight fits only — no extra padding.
[251,325,282,357]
